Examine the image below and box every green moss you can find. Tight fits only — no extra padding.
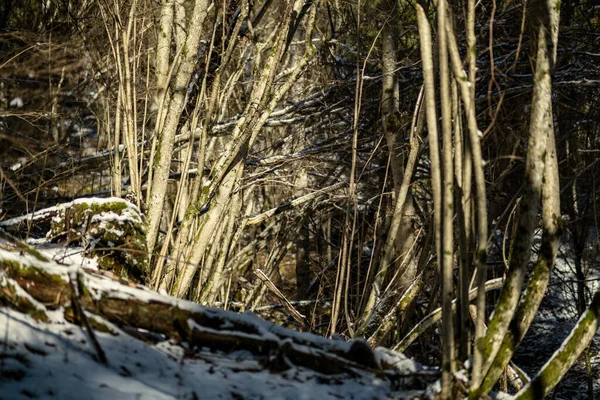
[1,281,49,322]
[28,307,48,322]
[1,260,65,287]
[202,184,211,197]
[48,200,148,283]
[15,242,48,262]
[87,317,117,335]
[516,296,600,400]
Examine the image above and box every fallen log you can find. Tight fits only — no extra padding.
[0,233,433,386]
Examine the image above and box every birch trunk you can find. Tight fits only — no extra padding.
[437,0,456,395]
[146,0,209,257]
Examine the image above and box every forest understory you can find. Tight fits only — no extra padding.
[2,0,600,398]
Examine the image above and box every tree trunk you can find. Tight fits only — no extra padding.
[514,290,600,400]
[146,0,209,257]
[470,0,560,395]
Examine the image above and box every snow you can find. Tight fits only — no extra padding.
[0,234,431,400]
[91,209,144,226]
[0,197,141,229]
[0,291,425,400]
[9,96,23,108]
[33,242,100,270]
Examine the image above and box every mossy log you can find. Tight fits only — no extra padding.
[0,197,148,282]
[0,237,433,385]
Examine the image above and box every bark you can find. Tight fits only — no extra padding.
[197,205,231,297]
[478,114,561,397]
[469,0,560,394]
[437,0,455,395]
[202,168,245,304]
[154,0,175,129]
[443,8,489,390]
[415,0,441,295]
[173,0,187,53]
[146,0,209,257]
[453,80,471,361]
[514,290,600,400]
[380,0,401,190]
[112,83,123,198]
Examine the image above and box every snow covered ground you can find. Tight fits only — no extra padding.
[0,225,432,400]
[5,199,598,399]
[0,307,425,400]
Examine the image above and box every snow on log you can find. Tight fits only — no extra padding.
[0,234,434,388]
[0,197,148,282]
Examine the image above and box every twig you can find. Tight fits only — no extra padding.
[247,182,346,225]
[254,269,309,329]
[69,270,108,365]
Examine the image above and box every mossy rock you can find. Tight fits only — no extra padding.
[48,198,148,282]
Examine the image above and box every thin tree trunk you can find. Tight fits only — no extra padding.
[469,0,560,394]
[415,0,442,295]
[514,290,600,400]
[437,0,455,395]
[112,87,122,197]
[380,0,400,190]
[203,170,245,304]
[453,77,471,361]
[146,0,209,257]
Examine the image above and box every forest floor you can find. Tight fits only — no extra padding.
[0,218,439,400]
[0,306,426,400]
[1,200,599,400]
